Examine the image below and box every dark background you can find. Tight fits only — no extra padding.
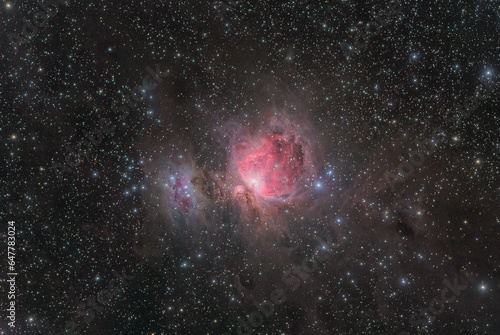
[1,0,499,334]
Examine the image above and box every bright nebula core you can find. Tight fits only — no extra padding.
[234,131,304,199]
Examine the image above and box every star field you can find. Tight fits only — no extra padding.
[1,0,499,334]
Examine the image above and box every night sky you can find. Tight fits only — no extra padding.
[1,0,499,334]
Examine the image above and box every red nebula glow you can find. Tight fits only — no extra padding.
[171,175,192,211]
[234,185,246,197]
[234,132,304,198]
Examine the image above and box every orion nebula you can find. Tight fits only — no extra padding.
[139,109,320,237]
[230,114,316,202]
[234,132,304,198]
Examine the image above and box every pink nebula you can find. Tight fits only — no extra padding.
[171,175,193,212]
[234,132,304,198]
